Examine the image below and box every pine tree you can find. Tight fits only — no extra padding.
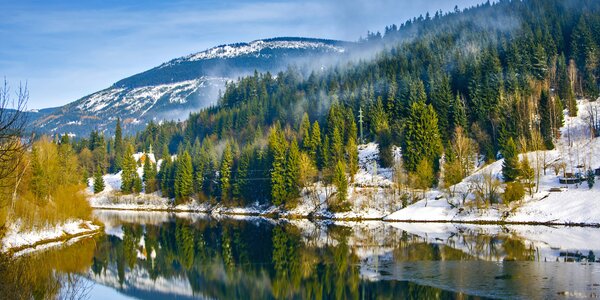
[346,137,358,180]
[299,112,311,148]
[330,127,344,163]
[234,145,252,204]
[430,75,452,141]
[502,137,520,182]
[309,121,321,164]
[113,118,124,172]
[158,145,172,197]
[93,167,105,194]
[269,125,288,206]
[408,79,427,105]
[285,139,301,206]
[219,143,234,203]
[402,101,443,172]
[369,97,389,135]
[121,144,137,194]
[520,155,534,196]
[175,151,193,204]
[450,94,467,134]
[133,175,143,194]
[554,95,565,138]
[331,160,349,212]
[539,90,555,149]
[143,157,157,193]
[531,44,548,81]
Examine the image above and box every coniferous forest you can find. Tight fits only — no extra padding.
[3,1,600,299]
[62,0,600,212]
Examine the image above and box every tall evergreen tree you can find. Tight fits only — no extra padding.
[450,94,467,134]
[502,137,520,182]
[113,118,124,172]
[121,144,137,194]
[269,125,288,206]
[331,160,349,212]
[219,143,234,203]
[299,112,311,147]
[93,167,105,194]
[285,139,301,206]
[143,156,157,193]
[539,90,555,149]
[402,101,443,172]
[309,121,321,164]
[429,74,452,141]
[346,137,359,180]
[175,151,193,204]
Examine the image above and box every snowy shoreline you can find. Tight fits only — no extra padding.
[89,205,600,227]
[88,99,600,227]
[1,220,103,256]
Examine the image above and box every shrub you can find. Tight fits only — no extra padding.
[503,182,525,203]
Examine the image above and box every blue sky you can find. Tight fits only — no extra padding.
[1,0,484,109]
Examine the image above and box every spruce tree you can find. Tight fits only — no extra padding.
[113,118,124,172]
[539,90,555,149]
[93,167,105,194]
[402,101,443,172]
[219,143,234,203]
[133,175,143,194]
[331,160,349,212]
[285,139,301,206]
[450,94,467,134]
[346,137,358,180]
[175,151,193,204]
[121,144,137,194]
[330,127,344,163]
[502,137,520,182]
[143,157,157,193]
[430,75,452,140]
[234,146,252,204]
[269,125,287,206]
[299,112,311,148]
[309,121,321,164]
[378,130,394,168]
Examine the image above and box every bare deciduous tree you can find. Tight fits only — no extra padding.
[0,79,28,185]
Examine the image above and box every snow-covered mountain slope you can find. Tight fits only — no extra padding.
[30,37,352,136]
[169,38,345,63]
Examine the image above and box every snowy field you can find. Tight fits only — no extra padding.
[387,99,600,225]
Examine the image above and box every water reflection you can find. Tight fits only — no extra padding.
[0,237,96,300]
[4,211,600,299]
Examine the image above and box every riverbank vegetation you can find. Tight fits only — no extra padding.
[0,83,92,240]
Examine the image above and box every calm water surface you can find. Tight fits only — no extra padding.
[4,210,600,299]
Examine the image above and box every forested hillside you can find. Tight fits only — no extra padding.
[78,0,600,210]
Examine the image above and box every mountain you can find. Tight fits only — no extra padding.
[30,37,352,136]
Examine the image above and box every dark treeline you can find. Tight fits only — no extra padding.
[76,0,600,209]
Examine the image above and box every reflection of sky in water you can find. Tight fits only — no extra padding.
[14,210,600,299]
[85,278,137,300]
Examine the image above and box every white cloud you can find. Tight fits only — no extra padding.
[0,0,485,108]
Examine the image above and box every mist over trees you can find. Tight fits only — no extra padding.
[43,0,600,210]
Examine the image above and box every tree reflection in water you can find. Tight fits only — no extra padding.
[4,214,597,299]
[0,238,96,300]
[88,217,490,299]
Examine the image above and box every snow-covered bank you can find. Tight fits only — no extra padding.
[386,99,600,226]
[1,220,102,255]
[89,99,600,226]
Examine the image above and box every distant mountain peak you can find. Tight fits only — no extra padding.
[161,37,347,67]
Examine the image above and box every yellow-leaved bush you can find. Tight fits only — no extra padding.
[2,136,91,231]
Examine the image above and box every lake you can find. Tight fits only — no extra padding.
[3,210,600,299]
